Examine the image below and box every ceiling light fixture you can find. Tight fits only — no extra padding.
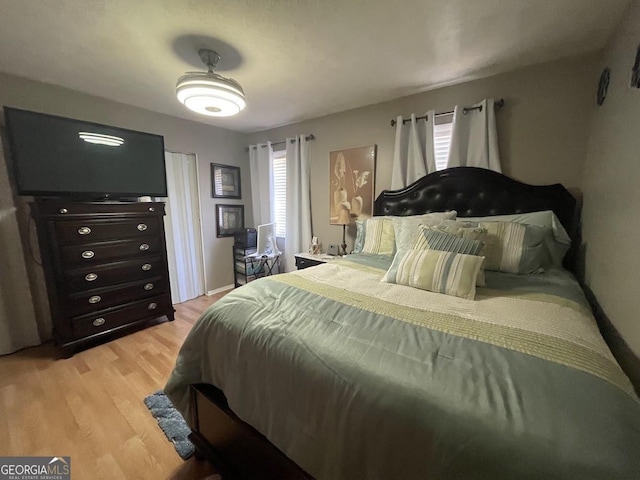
[78,132,124,146]
[176,49,246,117]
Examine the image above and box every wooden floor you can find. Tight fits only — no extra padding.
[0,292,230,480]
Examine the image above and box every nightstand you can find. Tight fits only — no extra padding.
[294,253,335,270]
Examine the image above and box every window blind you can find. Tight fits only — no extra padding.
[433,120,453,171]
[273,153,287,237]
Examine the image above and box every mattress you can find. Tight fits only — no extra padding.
[165,254,640,479]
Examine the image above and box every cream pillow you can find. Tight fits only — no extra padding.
[382,249,484,300]
[361,217,395,255]
[478,221,548,274]
[392,211,457,252]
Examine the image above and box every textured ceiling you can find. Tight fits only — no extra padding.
[0,0,630,133]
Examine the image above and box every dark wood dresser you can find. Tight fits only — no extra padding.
[31,200,174,356]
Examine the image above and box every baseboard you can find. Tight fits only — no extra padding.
[583,285,640,396]
[207,284,234,296]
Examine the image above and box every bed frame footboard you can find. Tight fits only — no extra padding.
[189,383,312,479]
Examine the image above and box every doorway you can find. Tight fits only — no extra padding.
[163,151,206,303]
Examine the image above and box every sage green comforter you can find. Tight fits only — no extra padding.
[165,254,640,479]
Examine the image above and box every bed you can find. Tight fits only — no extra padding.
[165,167,640,479]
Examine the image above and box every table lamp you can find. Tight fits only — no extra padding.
[336,203,352,256]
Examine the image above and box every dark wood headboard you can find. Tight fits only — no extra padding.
[374,167,579,270]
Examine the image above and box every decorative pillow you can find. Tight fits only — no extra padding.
[361,217,396,255]
[414,225,487,286]
[392,211,457,252]
[478,221,548,274]
[353,220,366,253]
[430,219,487,242]
[413,226,485,255]
[459,211,570,267]
[382,249,484,300]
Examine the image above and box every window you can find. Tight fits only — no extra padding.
[272,150,287,237]
[433,114,454,171]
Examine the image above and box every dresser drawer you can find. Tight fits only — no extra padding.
[66,276,166,316]
[71,293,172,339]
[60,237,162,265]
[36,201,164,217]
[64,256,164,292]
[56,218,161,244]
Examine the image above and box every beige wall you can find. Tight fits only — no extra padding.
[246,53,599,251]
[0,71,250,311]
[581,1,640,356]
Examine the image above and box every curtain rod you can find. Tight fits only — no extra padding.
[245,134,315,152]
[390,98,504,127]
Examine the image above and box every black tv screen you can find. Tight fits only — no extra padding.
[4,107,167,197]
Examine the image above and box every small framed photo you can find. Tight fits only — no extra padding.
[216,204,244,237]
[212,163,241,199]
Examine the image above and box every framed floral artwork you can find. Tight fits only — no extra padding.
[329,145,376,225]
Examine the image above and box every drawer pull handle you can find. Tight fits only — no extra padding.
[137,223,148,231]
[148,302,158,310]
[141,263,152,271]
[82,250,95,259]
[85,273,98,282]
[148,207,155,212]
[92,318,105,327]
[59,208,68,214]
[139,243,150,251]
[78,226,92,235]
[89,295,102,304]
[144,283,154,291]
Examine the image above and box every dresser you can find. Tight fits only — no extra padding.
[31,200,174,356]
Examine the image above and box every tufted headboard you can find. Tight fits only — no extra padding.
[374,166,578,247]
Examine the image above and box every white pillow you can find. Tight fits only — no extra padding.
[392,211,457,252]
[458,211,570,267]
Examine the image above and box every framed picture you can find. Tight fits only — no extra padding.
[216,204,244,237]
[211,163,241,199]
[329,145,376,225]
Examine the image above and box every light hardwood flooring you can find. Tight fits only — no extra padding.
[0,292,230,480]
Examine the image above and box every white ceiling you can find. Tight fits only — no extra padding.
[0,0,630,133]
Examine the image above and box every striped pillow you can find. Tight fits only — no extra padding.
[414,226,485,255]
[414,226,486,286]
[479,221,547,274]
[382,249,484,300]
[361,217,395,255]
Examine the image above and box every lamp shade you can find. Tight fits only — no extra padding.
[176,71,246,117]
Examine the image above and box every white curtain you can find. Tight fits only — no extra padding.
[447,98,501,172]
[390,111,436,189]
[163,152,205,304]
[284,135,312,272]
[0,130,41,354]
[249,142,274,226]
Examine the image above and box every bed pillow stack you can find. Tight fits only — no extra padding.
[353,211,457,255]
[458,211,571,268]
[382,222,488,299]
[414,225,487,286]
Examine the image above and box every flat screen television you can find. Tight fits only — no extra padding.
[4,107,167,198]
